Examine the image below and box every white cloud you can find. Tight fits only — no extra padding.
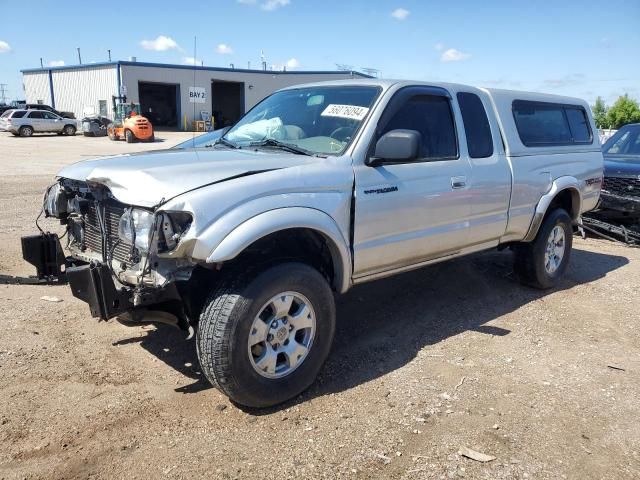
[216,44,234,54]
[48,60,65,67]
[391,8,410,20]
[434,42,444,51]
[183,56,202,66]
[261,0,290,11]
[140,35,180,51]
[441,48,471,62]
[238,0,290,11]
[286,58,300,69]
[0,40,11,53]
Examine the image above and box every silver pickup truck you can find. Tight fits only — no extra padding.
[22,80,603,407]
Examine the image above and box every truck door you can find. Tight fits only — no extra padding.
[455,91,511,245]
[352,86,472,279]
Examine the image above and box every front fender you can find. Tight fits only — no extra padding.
[205,207,352,293]
[522,176,582,242]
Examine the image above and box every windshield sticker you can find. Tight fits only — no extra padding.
[321,104,370,121]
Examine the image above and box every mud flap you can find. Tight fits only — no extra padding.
[66,263,132,320]
[21,233,67,281]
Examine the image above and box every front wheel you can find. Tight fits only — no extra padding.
[197,262,336,408]
[63,125,76,136]
[125,130,135,143]
[514,208,573,289]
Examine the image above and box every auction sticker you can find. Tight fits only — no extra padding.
[321,104,370,121]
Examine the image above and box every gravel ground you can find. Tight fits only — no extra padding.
[0,132,639,479]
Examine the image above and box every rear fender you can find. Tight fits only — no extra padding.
[522,176,582,242]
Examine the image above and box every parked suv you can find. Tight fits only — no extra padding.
[25,104,75,119]
[5,109,77,137]
[22,80,603,407]
[598,123,640,219]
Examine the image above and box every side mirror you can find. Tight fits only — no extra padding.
[367,129,422,166]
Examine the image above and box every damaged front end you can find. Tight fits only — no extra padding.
[22,179,199,336]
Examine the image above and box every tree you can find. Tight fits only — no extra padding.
[591,96,608,129]
[606,94,640,129]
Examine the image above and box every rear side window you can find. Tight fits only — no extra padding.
[381,95,458,160]
[28,111,44,119]
[512,100,592,146]
[457,92,493,158]
[12,111,26,118]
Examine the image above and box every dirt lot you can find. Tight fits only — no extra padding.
[0,132,639,479]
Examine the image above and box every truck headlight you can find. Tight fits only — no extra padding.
[44,183,66,218]
[118,208,155,252]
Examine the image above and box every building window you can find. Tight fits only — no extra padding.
[99,100,107,116]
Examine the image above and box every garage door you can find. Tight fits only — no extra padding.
[138,82,179,128]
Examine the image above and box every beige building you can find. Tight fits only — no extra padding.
[21,61,369,129]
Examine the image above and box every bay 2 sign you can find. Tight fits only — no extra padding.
[189,87,206,104]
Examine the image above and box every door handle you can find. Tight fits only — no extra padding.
[451,176,467,189]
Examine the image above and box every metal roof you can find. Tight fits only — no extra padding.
[21,60,372,77]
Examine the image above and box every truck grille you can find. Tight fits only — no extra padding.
[83,203,134,264]
[603,177,640,198]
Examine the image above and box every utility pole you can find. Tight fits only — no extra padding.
[0,84,7,104]
[77,47,82,64]
[108,49,111,62]
[40,58,44,68]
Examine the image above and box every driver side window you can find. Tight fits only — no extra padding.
[380,95,458,161]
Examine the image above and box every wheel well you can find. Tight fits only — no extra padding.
[227,228,337,289]
[548,188,580,221]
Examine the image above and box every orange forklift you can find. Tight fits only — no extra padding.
[107,95,154,143]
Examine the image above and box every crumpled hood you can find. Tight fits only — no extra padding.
[57,148,318,207]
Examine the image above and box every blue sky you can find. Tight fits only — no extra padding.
[0,0,638,106]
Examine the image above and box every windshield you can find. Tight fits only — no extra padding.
[223,85,380,156]
[603,125,640,157]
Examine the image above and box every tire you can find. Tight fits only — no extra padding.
[148,133,155,143]
[63,125,76,136]
[19,126,33,137]
[125,130,135,143]
[197,262,336,408]
[514,208,573,289]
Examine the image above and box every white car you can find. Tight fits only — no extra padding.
[3,109,77,137]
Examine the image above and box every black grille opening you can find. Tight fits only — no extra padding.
[604,177,640,198]
[83,203,134,264]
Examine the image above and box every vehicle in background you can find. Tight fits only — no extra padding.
[82,115,112,137]
[597,123,640,220]
[3,109,77,137]
[172,127,228,149]
[0,100,27,116]
[21,80,602,408]
[0,109,27,131]
[24,104,75,119]
[107,97,154,143]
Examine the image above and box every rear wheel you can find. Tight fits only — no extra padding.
[197,262,336,408]
[125,130,135,143]
[63,125,76,136]
[19,126,33,137]
[514,208,573,289]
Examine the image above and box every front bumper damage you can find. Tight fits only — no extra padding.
[22,232,194,337]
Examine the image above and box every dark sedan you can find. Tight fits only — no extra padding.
[600,123,640,220]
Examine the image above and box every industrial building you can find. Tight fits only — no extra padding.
[21,61,369,129]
